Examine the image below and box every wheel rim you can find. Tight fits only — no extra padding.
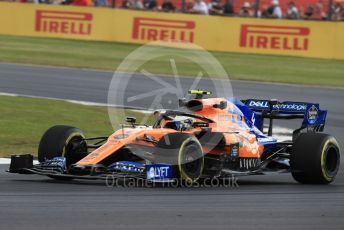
[64,136,87,166]
[181,143,203,180]
[324,144,339,177]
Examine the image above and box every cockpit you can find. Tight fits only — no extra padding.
[152,110,213,131]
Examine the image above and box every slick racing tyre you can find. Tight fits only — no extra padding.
[155,133,204,183]
[38,125,88,167]
[291,133,340,184]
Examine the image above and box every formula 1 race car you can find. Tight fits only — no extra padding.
[9,90,341,184]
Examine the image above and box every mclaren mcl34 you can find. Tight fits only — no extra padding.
[9,90,340,184]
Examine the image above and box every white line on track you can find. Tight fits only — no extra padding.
[0,92,149,110]
[0,92,110,107]
[0,158,39,165]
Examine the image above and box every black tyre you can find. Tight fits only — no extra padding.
[291,133,340,184]
[154,133,204,183]
[38,125,88,167]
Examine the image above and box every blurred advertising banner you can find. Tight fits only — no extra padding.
[0,2,343,60]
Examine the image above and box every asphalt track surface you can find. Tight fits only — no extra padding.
[1,63,344,230]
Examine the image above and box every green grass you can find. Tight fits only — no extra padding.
[0,35,344,86]
[0,96,152,157]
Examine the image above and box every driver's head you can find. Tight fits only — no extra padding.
[164,117,194,131]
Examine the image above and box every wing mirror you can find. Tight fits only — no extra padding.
[126,117,137,127]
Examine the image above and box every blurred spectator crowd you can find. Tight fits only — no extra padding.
[2,0,344,21]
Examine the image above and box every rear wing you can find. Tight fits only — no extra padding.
[236,99,327,136]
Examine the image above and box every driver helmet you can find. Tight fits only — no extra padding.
[167,116,195,130]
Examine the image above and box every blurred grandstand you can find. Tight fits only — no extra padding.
[4,0,343,20]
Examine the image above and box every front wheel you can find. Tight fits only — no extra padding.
[290,133,340,184]
[38,125,88,167]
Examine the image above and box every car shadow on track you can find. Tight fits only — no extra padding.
[9,177,299,188]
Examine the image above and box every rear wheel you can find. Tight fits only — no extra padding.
[38,125,88,167]
[290,133,340,184]
[154,133,204,183]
